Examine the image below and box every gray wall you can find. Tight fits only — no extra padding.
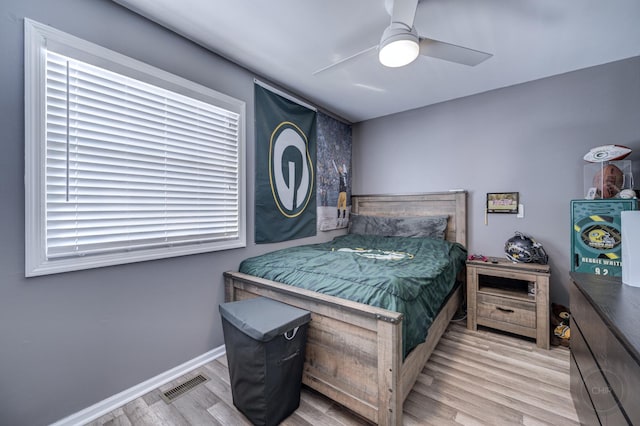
[353,57,640,305]
[0,1,342,425]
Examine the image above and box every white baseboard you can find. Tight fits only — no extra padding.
[50,345,226,426]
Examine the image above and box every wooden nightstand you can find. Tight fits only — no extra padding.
[467,257,550,349]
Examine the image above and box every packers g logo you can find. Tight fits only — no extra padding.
[269,122,314,218]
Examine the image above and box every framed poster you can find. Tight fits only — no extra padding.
[487,192,519,214]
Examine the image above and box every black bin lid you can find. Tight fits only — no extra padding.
[219,297,311,342]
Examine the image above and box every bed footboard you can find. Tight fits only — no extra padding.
[224,271,461,425]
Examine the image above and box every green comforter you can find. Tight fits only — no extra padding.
[239,234,467,358]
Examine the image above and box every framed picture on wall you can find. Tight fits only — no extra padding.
[487,192,519,214]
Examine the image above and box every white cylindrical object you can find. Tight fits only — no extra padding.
[622,210,640,287]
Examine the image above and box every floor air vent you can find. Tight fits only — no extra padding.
[161,374,209,403]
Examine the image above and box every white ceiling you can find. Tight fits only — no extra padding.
[114,0,640,123]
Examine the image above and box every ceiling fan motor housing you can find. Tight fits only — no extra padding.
[378,22,420,67]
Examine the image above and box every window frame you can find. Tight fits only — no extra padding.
[24,18,246,277]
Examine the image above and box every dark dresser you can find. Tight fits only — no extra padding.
[570,272,640,425]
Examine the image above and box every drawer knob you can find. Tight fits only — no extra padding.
[496,306,515,313]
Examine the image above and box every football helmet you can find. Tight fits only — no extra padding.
[504,232,549,264]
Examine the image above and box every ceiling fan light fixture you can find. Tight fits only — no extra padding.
[378,23,419,68]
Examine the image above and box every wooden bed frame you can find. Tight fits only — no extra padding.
[224,191,467,425]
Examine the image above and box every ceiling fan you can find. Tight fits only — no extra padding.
[314,0,492,74]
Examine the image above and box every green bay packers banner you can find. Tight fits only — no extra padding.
[254,83,317,243]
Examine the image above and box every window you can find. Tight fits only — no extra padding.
[24,19,246,276]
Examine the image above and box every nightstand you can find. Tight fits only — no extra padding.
[467,258,550,349]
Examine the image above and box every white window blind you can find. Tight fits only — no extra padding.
[25,19,246,276]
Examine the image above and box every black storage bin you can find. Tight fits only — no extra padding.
[219,297,311,426]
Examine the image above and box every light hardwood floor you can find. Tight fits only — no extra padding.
[86,322,579,425]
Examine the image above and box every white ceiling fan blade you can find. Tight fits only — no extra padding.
[312,45,378,75]
[389,0,419,27]
[419,38,493,66]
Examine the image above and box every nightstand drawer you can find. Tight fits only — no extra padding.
[476,293,536,328]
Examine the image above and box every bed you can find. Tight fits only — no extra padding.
[224,191,467,425]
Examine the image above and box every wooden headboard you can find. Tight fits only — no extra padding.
[351,191,467,247]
